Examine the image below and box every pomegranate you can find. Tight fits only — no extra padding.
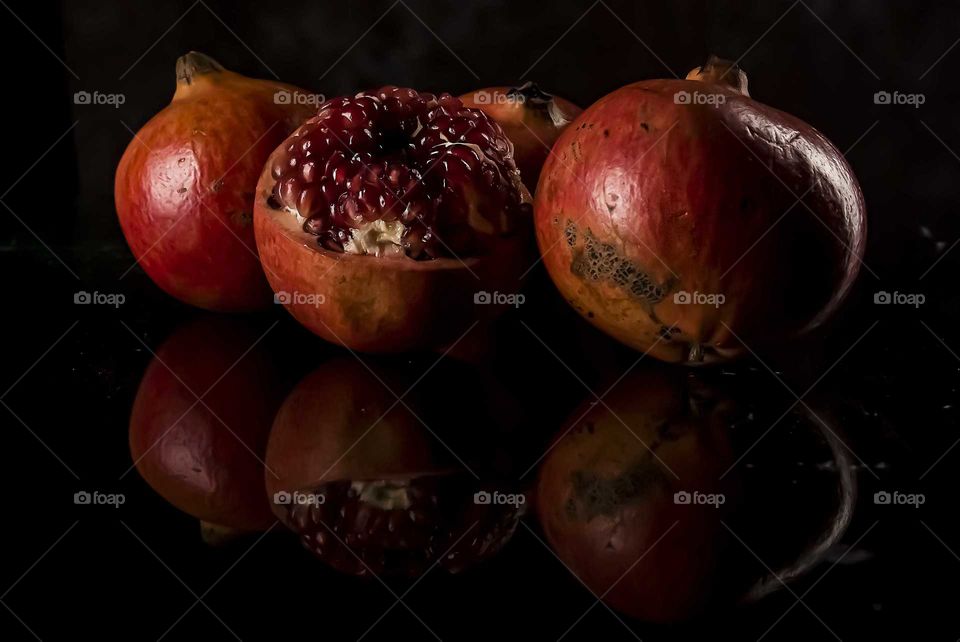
[534,56,866,363]
[535,365,855,621]
[460,82,582,189]
[254,87,533,352]
[129,315,288,542]
[265,358,525,576]
[115,52,315,312]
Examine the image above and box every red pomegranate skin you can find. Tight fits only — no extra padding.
[535,61,866,363]
[129,316,287,531]
[115,52,315,312]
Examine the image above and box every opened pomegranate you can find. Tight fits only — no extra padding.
[116,52,315,311]
[535,365,855,621]
[265,358,525,575]
[254,87,532,352]
[129,316,288,543]
[460,83,582,189]
[535,56,866,363]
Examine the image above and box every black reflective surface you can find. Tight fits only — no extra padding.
[5,1,960,640]
[3,249,957,640]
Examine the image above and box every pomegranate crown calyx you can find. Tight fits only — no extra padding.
[685,55,749,97]
[176,51,225,85]
[506,81,573,128]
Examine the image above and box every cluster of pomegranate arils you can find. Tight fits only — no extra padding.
[269,86,528,260]
[282,476,522,576]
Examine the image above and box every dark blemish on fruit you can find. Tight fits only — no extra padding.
[177,187,187,194]
[571,140,582,162]
[232,211,253,226]
[568,459,670,520]
[603,129,610,137]
[658,325,679,340]
[212,179,224,193]
[566,220,674,324]
[564,220,578,246]
[587,311,595,318]
[641,122,650,132]
[605,193,619,213]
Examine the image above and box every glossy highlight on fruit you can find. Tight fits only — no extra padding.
[460,82,582,190]
[254,87,534,352]
[534,56,866,363]
[115,52,315,311]
[128,316,288,540]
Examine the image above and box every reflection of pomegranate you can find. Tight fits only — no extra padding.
[115,52,314,311]
[535,56,866,363]
[265,358,524,575]
[129,316,287,542]
[254,87,533,352]
[460,83,581,189]
[535,365,855,621]
[536,367,743,622]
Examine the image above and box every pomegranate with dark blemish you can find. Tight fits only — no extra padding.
[534,56,867,363]
[254,87,533,352]
[460,82,582,190]
[115,52,315,311]
[535,365,855,621]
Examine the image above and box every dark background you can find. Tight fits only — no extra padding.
[2,0,959,640]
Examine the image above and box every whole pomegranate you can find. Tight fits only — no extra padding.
[115,52,315,311]
[460,82,582,189]
[535,365,855,621]
[254,87,533,352]
[265,358,525,576]
[535,56,866,363]
[128,316,289,543]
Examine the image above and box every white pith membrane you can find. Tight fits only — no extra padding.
[352,479,412,510]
